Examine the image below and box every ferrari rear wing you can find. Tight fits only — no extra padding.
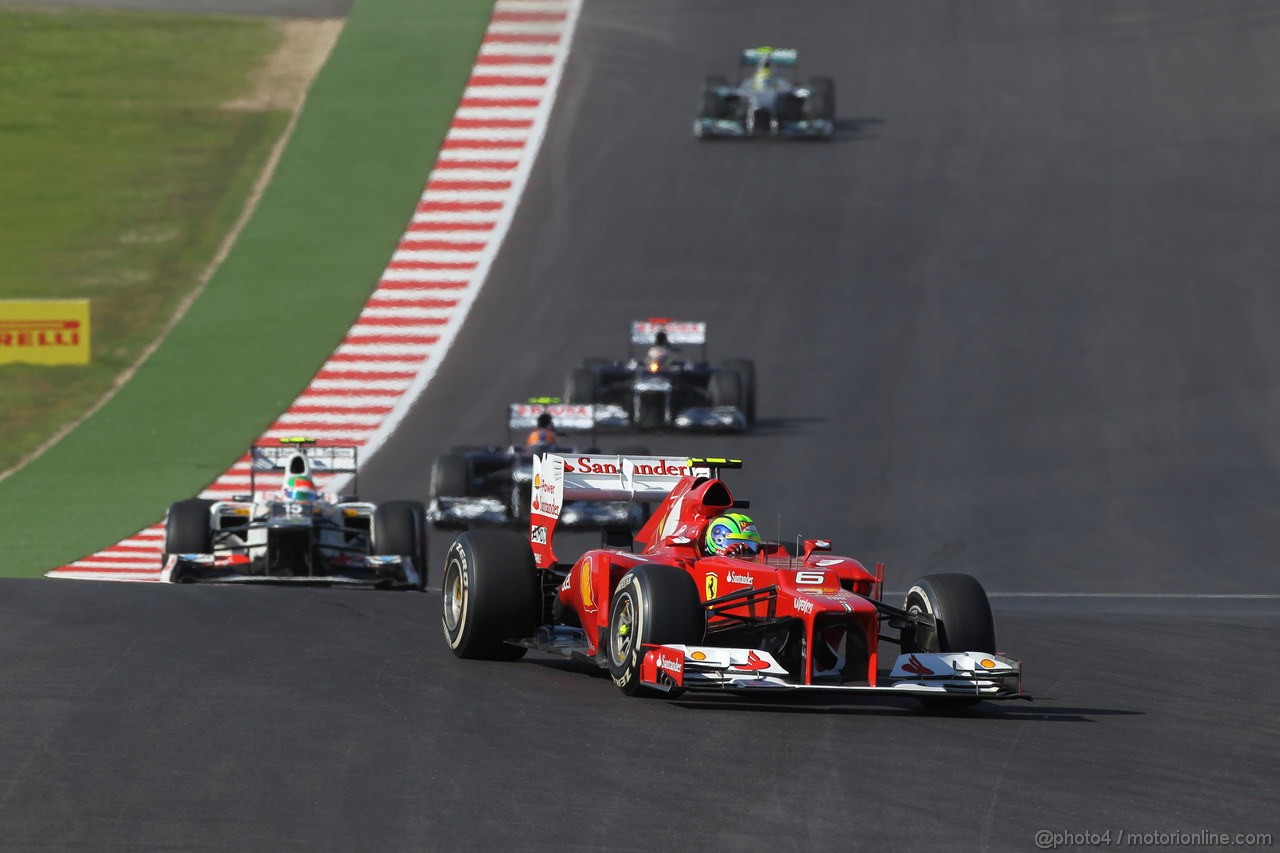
[529,453,707,567]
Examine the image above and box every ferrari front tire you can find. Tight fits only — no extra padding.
[441,531,539,660]
[902,573,996,710]
[606,565,704,697]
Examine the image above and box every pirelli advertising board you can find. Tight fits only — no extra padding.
[0,300,91,365]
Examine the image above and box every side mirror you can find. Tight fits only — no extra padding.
[802,538,831,560]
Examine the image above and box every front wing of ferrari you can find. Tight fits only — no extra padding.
[640,644,1026,700]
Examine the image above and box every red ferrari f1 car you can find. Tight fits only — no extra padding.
[441,454,1025,706]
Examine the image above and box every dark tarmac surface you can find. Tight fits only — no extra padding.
[5,0,1280,850]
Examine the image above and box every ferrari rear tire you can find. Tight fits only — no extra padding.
[163,499,214,566]
[565,367,598,404]
[441,531,540,660]
[430,452,470,500]
[375,500,428,589]
[607,565,704,697]
[722,358,757,424]
[902,573,996,709]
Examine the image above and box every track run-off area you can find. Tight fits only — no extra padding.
[4,1,1280,850]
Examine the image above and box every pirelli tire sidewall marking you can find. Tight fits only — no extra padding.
[610,572,645,689]
[442,540,470,649]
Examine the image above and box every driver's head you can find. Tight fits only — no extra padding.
[655,330,670,346]
[645,345,671,373]
[283,473,317,502]
[705,512,762,557]
[754,57,774,86]
[536,412,554,430]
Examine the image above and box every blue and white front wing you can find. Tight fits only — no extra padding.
[161,553,421,588]
[640,645,1025,700]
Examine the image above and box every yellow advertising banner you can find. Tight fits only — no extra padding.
[0,300,91,365]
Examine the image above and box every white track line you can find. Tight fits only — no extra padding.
[49,0,583,581]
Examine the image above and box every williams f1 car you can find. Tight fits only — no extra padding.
[426,401,649,530]
[563,319,755,432]
[695,47,835,140]
[441,454,1026,706]
[162,440,426,588]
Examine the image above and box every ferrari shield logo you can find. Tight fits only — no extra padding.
[704,573,718,600]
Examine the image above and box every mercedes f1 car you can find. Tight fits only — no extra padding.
[162,440,426,588]
[427,401,649,530]
[441,454,1026,706]
[563,320,755,432]
[695,47,835,140]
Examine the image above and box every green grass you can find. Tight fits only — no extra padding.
[0,0,494,576]
[0,8,286,472]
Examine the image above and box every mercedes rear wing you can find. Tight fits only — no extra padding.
[529,453,708,568]
[740,47,797,67]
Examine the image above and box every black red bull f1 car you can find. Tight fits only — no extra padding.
[441,454,1026,706]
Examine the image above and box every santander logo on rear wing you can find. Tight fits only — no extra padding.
[529,454,708,568]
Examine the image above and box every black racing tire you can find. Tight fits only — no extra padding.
[722,358,757,424]
[375,500,428,589]
[699,91,726,121]
[902,573,996,709]
[775,91,804,123]
[430,453,470,500]
[636,395,664,430]
[565,367,598,404]
[806,76,836,122]
[164,499,214,565]
[606,565,705,697]
[441,531,540,660]
[708,369,745,411]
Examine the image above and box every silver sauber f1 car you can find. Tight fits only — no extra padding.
[427,401,649,530]
[162,440,426,588]
[695,47,835,140]
[563,319,755,432]
[441,454,1027,707]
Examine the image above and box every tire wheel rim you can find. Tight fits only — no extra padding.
[443,561,465,632]
[611,593,636,666]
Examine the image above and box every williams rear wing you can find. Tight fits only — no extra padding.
[529,454,708,568]
[629,319,706,346]
[508,402,602,434]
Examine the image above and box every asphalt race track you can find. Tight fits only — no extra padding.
[5,1,1280,849]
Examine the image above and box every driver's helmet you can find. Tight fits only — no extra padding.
[645,345,672,373]
[753,57,774,89]
[283,474,317,502]
[704,512,763,557]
